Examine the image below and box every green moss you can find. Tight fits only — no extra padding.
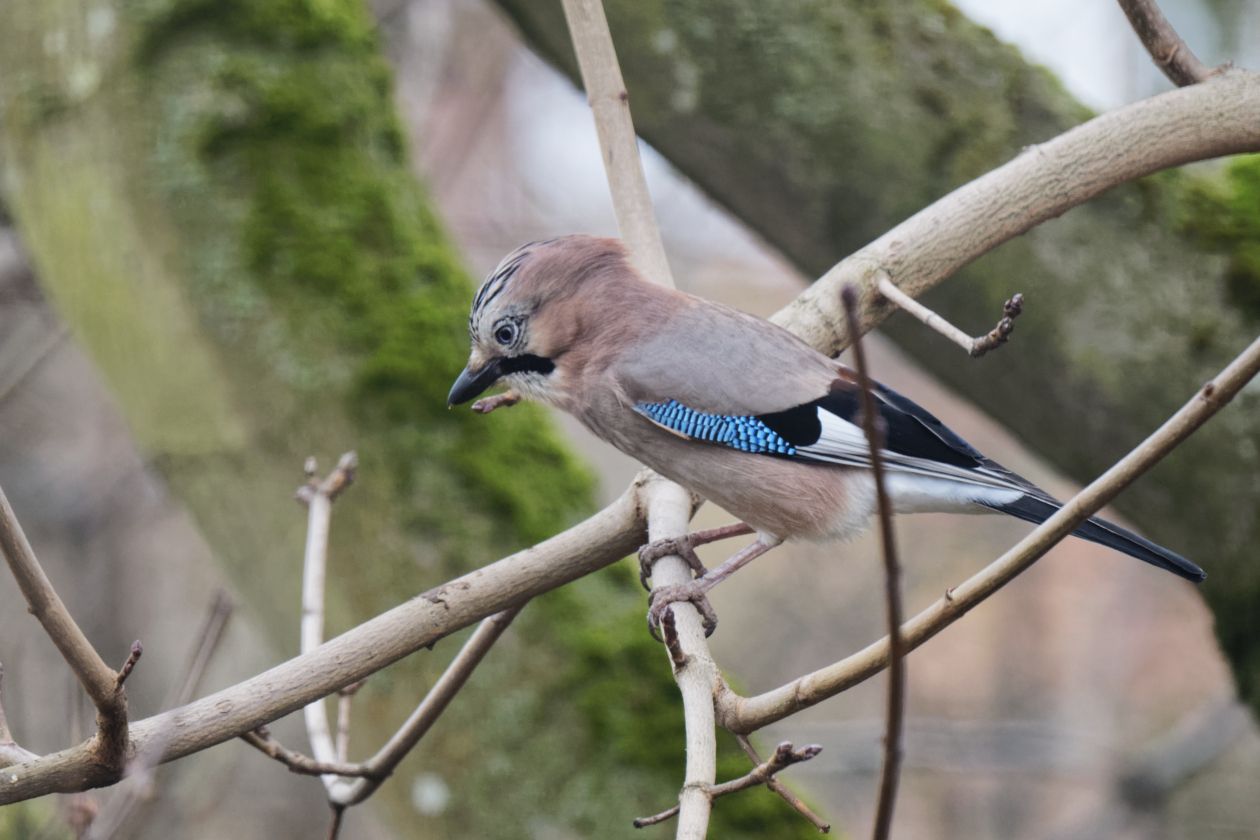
[1179,154,1260,323]
[133,0,593,548]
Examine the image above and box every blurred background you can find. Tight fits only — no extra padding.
[1,0,1259,837]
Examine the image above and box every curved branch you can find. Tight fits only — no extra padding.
[1117,0,1215,86]
[718,332,1260,733]
[0,482,648,804]
[0,484,132,767]
[772,70,1260,353]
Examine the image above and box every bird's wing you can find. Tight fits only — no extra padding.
[615,298,839,416]
[634,381,1024,492]
[616,296,1039,495]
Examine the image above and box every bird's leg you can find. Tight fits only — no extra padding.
[647,534,782,638]
[637,521,755,590]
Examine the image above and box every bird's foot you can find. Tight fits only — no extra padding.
[647,581,718,640]
[637,536,708,590]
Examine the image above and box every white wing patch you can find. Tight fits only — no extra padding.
[798,407,1026,495]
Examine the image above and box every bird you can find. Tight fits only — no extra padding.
[448,235,1205,635]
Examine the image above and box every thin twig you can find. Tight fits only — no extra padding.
[329,605,525,807]
[0,483,131,766]
[633,741,823,829]
[1117,0,1214,86]
[719,331,1260,734]
[335,681,364,764]
[560,0,674,287]
[326,806,345,840]
[297,452,359,794]
[842,286,906,840]
[113,642,142,691]
[735,736,830,833]
[240,728,378,779]
[877,273,1023,358]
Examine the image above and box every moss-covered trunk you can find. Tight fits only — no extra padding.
[0,0,822,836]
[495,0,1260,712]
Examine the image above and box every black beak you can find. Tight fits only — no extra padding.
[448,359,503,406]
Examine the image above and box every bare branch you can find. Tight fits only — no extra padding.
[113,642,143,691]
[0,481,648,804]
[241,728,379,779]
[0,483,131,766]
[735,735,830,833]
[330,604,525,807]
[876,273,1023,358]
[1117,0,1215,86]
[719,331,1260,733]
[841,287,906,840]
[560,0,674,287]
[334,681,364,764]
[297,453,359,793]
[642,480,717,839]
[772,71,1260,355]
[633,741,824,829]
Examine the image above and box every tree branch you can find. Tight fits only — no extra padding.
[735,735,830,833]
[330,604,525,807]
[559,0,673,287]
[0,479,648,804]
[295,452,359,794]
[1117,0,1215,87]
[772,70,1260,354]
[719,331,1260,733]
[240,728,379,779]
[633,741,823,829]
[876,273,1022,358]
[842,287,905,840]
[0,483,133,768]
[560,3,726,837]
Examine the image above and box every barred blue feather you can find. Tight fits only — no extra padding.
[634,400,797,455]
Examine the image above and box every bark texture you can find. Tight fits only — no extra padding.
[494,0,1260,712]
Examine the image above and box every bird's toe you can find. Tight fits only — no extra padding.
[646,581,719,639]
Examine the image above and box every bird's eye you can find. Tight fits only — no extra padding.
[494,323,517,346]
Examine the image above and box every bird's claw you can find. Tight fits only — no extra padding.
[637,536,708,590]
[647,581,718,640]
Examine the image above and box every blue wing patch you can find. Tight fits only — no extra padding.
[635,400,797,455]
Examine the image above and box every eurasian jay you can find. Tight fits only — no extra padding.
[448,235,1204,634]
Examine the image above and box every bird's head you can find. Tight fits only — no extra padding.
[448,235,636,409]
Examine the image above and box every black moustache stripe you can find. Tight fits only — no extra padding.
[500,354,555,376]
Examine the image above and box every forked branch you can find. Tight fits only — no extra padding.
[0,484,137,769]
[633,741,824,829]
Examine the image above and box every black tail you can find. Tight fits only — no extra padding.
[981,495,1205,583]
